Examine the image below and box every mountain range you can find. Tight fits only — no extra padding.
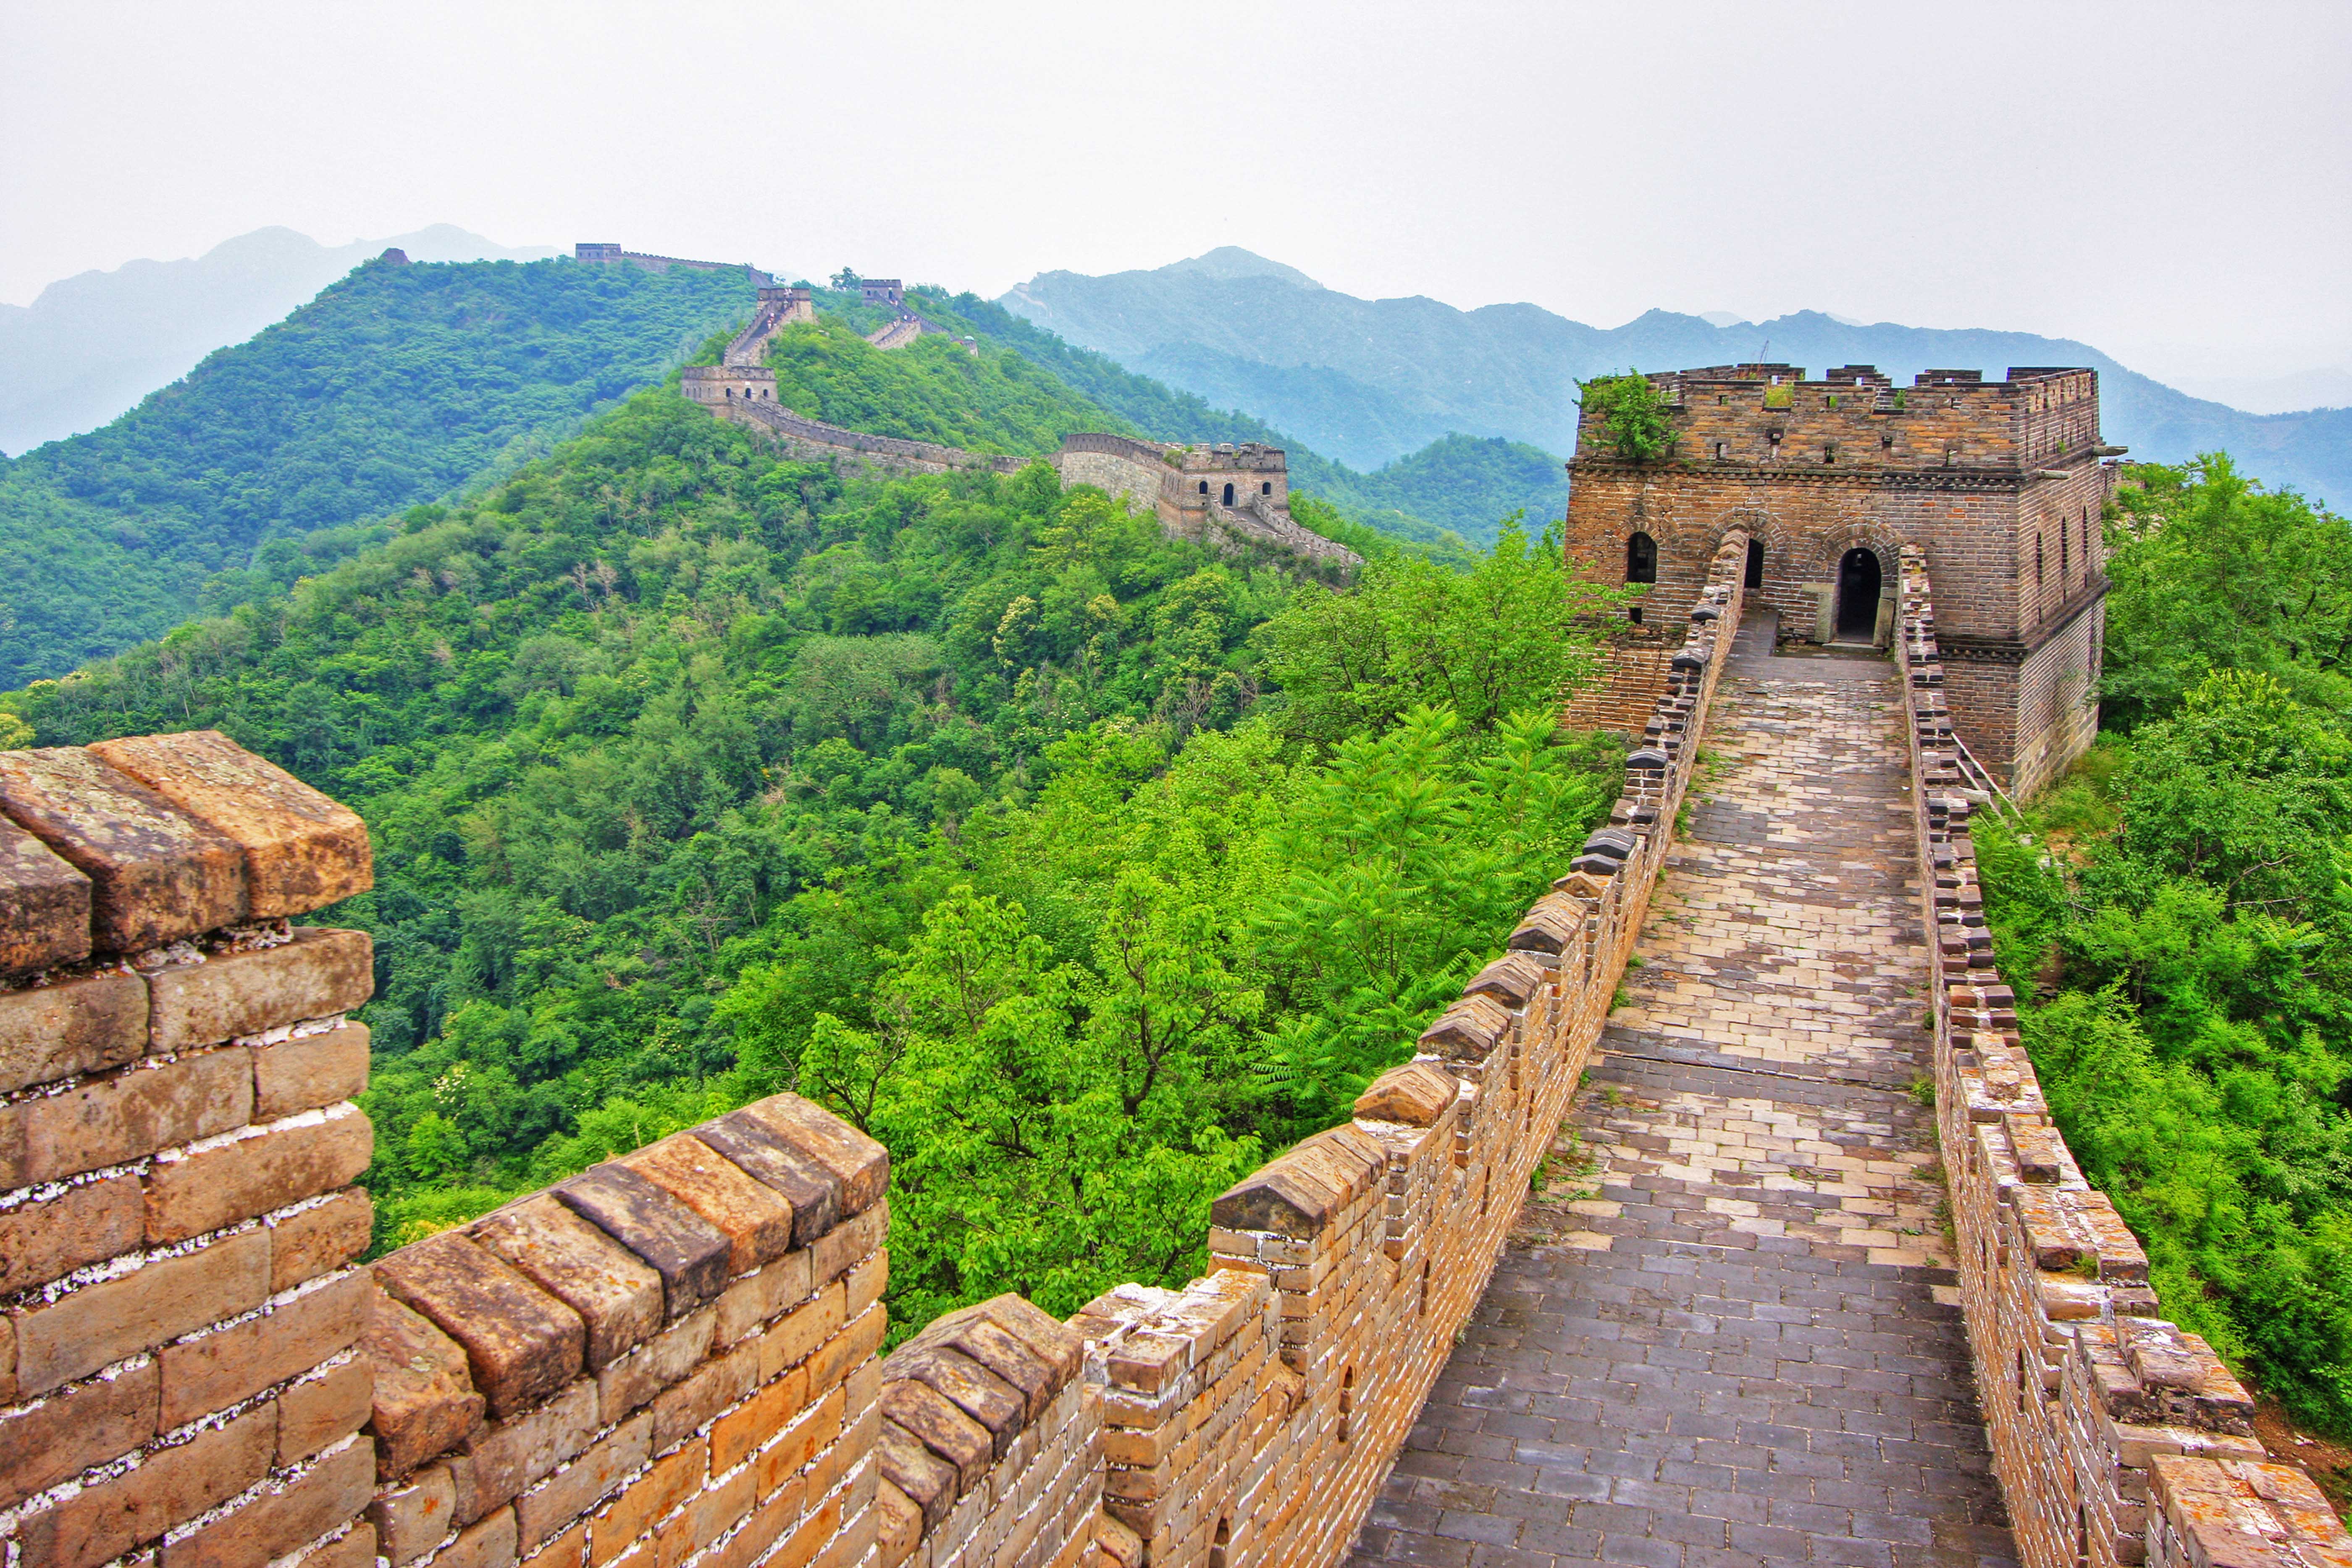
[0,225,558,455]
[1000,248,2352,508]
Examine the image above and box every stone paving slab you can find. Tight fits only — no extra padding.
[1348,623,2016,1568]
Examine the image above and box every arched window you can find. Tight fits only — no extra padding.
[1222,482,1235,506]
[1625,532,1657,584]
[1197,480,1208,495]
[1261,481,1272,495]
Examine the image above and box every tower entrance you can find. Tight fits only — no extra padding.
[1836,549,1881,641]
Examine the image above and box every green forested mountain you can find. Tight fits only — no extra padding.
[7,383,1617,1332]
[0,256,755,685]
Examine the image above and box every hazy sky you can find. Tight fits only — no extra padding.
[4,1,2346,381]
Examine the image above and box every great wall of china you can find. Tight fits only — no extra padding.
[4,346,2350,1568]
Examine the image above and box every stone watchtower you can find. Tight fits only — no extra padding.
[1561,363,2121,796]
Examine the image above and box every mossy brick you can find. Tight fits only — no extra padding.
[375,1231,585,1419]
[146,927,374,1052]
[160,1435,375,1568]
[11,1228,269,1395]
[0,815,91,975]
[451,1380,599,1525]
[0,748,248,954]
[696,1108,840,1248]
[472,1194,663,1373]
[555,1162,730,1322]
[617,1132,797,1274]
[158,1266,368,1425]
[279,1357,374,1463]
[269,1188,374,1292]
[251,1019,370,1118]
[369,1461,458,1567]
[0,1356,159,1511]
[0,969,146,1094]
[12,1400,275,1568]
[593,1303,713,1424]
[1,1047,250,1188]
[733,1094,890,1217]
[512,1411,649,1551]
[145,1104,373,1242]
[0,1170,144,1295]
[88,730,373,918]
[364,1281,485,1482]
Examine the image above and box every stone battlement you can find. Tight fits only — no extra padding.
[1894,549,2352,1568]
[574,244,773,287]
[0,537,1747,1565]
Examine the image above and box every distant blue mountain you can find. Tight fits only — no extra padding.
[1003,249,2352,508]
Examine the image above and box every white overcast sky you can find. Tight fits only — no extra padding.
[3,0,2346,380]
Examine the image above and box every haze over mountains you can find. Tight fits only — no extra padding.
[1001,248,2352,507]
[0,225,557,455]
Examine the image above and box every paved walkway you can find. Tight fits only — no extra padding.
[1349,620,2016,1568]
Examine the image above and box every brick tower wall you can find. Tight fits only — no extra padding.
[0,534,1738,1568]
[1562,366,2113,794]
[1895,552,2352,1568]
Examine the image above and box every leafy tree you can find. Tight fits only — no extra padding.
[1575,372,1679,463]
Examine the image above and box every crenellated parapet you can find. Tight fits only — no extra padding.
[1893,547,2352,1568]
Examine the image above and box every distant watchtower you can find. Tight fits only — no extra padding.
[1562,363,2122,796]
[859,279,906,307]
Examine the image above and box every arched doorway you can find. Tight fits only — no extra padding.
[1625,531,1657,584]
[1745,539,1764,589]
[1836,548,1881,640]
[1222,482,1236,506]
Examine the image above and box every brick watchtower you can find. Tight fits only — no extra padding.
[1562,363,2121,796]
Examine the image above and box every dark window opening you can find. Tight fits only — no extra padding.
[1836,548,1880,640]
[1197,480,1208,494]
[2061,521,2069,574]
[1714,441,1728,459]
[2037,534,2045,584]
[1823,443,1836,463]
[1222,482,1235,506]
[1261,481,1272,495]
[1626,531,1657,584]
[1629,606,1643,624]
[1745,539,1764,589]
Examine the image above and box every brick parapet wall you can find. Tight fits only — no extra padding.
[0,732,381,1568]
[1893,549,2352,1568]
[0,532,1744,1568]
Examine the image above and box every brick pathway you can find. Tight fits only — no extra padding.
[1349,621,2017,1568]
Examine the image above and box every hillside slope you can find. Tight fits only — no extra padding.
[1002,249,2352,506]
[0,255,754,685]
[0,225,561,454]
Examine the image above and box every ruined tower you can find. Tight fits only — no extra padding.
[1561,363,2121,796]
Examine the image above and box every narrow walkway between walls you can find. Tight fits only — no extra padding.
[1348,616,2018,1568]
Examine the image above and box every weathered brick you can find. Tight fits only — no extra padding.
[5,1047,251,1188]
[753,1383,842,1499]
[713,1364,810,1473]
[513,1412,650,1551]
[439,1505,520,1568]
[370,1461,458,1567]
[618,1133,797,1275]
[522,1517,590,1568]
[651,1340,758,1450]
[88,730,372,918]
[694,1111,839,1250]
[279,1356,374,1463]
[0,1170,145,1295]
[304,1523,380,1568]
[363,1281,485,1482]
[871,1479,921,1568]
[759,1282,845,1383]
[0,748,246,952]
[0,814,90,976]
[375,1230,584,1419]
[0,970,145,1098]
[845,1251,886,1322]
[0,1356,160,1510]
[591,1440,704,1566]
[11,1228,269,1395]
[14,1400,275,1568]
[269,1187,374,1292]
[159,1434,374,1568]
[473,1194,664,1372]
[733,1096,888,1217]
[713,1248,814,1348]
[146,1104,373,1242]
[657,1463,754,1565]
[452,1380,600,1525]
[251,1019,370,1118]
[556,1163,730,1322]
[878,1379,990,1492]
[812,1200,886,1286]
[595,1305,714,1424]
[874,1419,957,1531]
[145,927,373,1053]
[808,1304,885,1400]
[159,1267,369,1424]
